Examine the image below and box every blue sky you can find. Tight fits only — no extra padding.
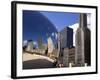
[23,10,79,43]
[40,11,79,31]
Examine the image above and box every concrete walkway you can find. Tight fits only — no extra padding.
[23,52,55,69]
[23,53,54,62]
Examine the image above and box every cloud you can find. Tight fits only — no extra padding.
[87,13,91,30]
[33,41,38,45]
[69,23,79,46]
[69,14,91,46]
[33,41,38,48]
[23,40,28,46]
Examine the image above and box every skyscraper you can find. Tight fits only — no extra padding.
[26,40,33,52]
[63,47,75,67]
[58,27,73,65]
[37,37,43,49]
[47,37,55,54]
[75,13,91,66]
[60,27,73,49]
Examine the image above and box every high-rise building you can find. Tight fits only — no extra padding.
[63,47,75,67]
[47,37,55,54]
[58,27,73,66]
[37,37,43,49]
[60,27,73,49]
[26,40,33,52]
[75,13,91,66]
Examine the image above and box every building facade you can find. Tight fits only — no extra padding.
[47,37,55,54]
[75,13,91,66]
[37,37,43,49]
[26,40,33,52]
[60,27,73,49]
[63,47,75,67]
[57,27,73,66]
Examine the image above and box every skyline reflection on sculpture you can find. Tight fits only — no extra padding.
[23,11,91,69]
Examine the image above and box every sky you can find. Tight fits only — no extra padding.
[40,11,79,31]
[23,10,79,45]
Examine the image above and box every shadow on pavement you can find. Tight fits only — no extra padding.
[23,59,55,69]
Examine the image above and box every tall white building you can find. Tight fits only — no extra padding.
[47,37,55,54]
